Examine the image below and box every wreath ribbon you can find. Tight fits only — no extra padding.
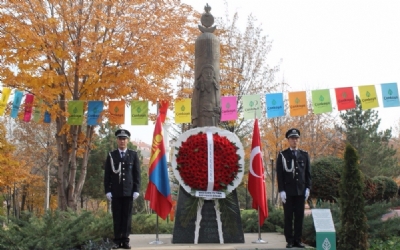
[206,129,214,191]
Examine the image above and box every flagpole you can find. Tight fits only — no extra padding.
[251,206,267,244]
[251,111,267,244]
[149,100,164,245]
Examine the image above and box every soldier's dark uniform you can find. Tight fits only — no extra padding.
[276,129,311,247]
[104,144,141,247]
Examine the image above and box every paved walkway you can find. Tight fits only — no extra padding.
[126,233,311,250]
[381,209,400,221]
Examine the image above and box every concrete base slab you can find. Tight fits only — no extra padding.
[126,233,311,250]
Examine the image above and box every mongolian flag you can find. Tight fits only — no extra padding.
[248,119,268,226]
[158,100,169,123]
[144,115,172,220]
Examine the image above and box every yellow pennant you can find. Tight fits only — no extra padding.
[0,88,12,116]
[174,98,191,123]
[358,85,379,110]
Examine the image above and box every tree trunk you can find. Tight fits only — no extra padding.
[55,99,94,211]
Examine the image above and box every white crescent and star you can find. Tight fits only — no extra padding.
[250,146,262,178]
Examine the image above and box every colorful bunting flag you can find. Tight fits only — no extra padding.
[265,93,285,118]
[335,87,356,111]
[358,85,379,110]
[221,96,238,121]
[242,94,261,120]
[288,91,308,116]
[23,94,34,122]
[174,99,191,123]
[67,100,84,125]
[33,99,42,122]
[311,89,332,114]
[131,100,148,125]
[0,87,11,116]
[87,101,103,125]
[109,101,125,125]
[44,111,51,123]
[380,83,399,108]
[10,90,23,118]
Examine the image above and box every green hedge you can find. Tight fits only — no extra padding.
[372,176,398,201]
[311,157,343,202]
[311,156,398,202]
[0,210,113,250]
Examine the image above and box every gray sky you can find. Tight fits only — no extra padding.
[179,0,400,127]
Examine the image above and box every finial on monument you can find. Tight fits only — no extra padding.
[199,3,216,33]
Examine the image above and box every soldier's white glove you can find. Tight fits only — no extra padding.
[133,192,139,200]
[280,191,286,204]
[305,188,310,201]
[106,192,112,201]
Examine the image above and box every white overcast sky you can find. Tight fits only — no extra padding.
[134,0,400,143]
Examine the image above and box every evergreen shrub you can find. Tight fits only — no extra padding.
[338,144,368,250]
[372,176,398,201]
[131,214,174,234]
[0,210,113,250]
[311,156,342,202]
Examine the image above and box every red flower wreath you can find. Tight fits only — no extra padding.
[175,132,241,191]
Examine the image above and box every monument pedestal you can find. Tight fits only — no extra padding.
[172,186,244,243]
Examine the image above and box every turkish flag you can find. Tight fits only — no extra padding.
[248,119,268,226]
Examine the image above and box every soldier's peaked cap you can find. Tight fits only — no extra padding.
[286,128,300,138]
[115,129,131,138]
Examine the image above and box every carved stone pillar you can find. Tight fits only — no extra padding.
[172,4,244,244]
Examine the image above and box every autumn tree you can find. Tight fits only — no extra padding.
[5,116,58,213]
[0,121,34,220]
[216,12,279,137]
[0,0,197,210]
[290,110,345,159]
[339,96,398,177]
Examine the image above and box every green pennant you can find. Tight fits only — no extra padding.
[67,100,84,125]
[33,99,43,122]
[131,100,148,125]
[312,89,332,114]
[242,95,261,120]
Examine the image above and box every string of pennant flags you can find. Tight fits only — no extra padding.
[0,83,399,125]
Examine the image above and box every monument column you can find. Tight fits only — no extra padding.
[172,4,244,244]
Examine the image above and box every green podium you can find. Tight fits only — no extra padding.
[312,209,336,250]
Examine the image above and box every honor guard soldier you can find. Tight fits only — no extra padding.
[276,128,311,248]
[104,129,141,249]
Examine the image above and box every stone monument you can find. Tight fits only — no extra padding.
[172,4,244,244]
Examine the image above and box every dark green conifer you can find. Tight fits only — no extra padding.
[338,144,368,250]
